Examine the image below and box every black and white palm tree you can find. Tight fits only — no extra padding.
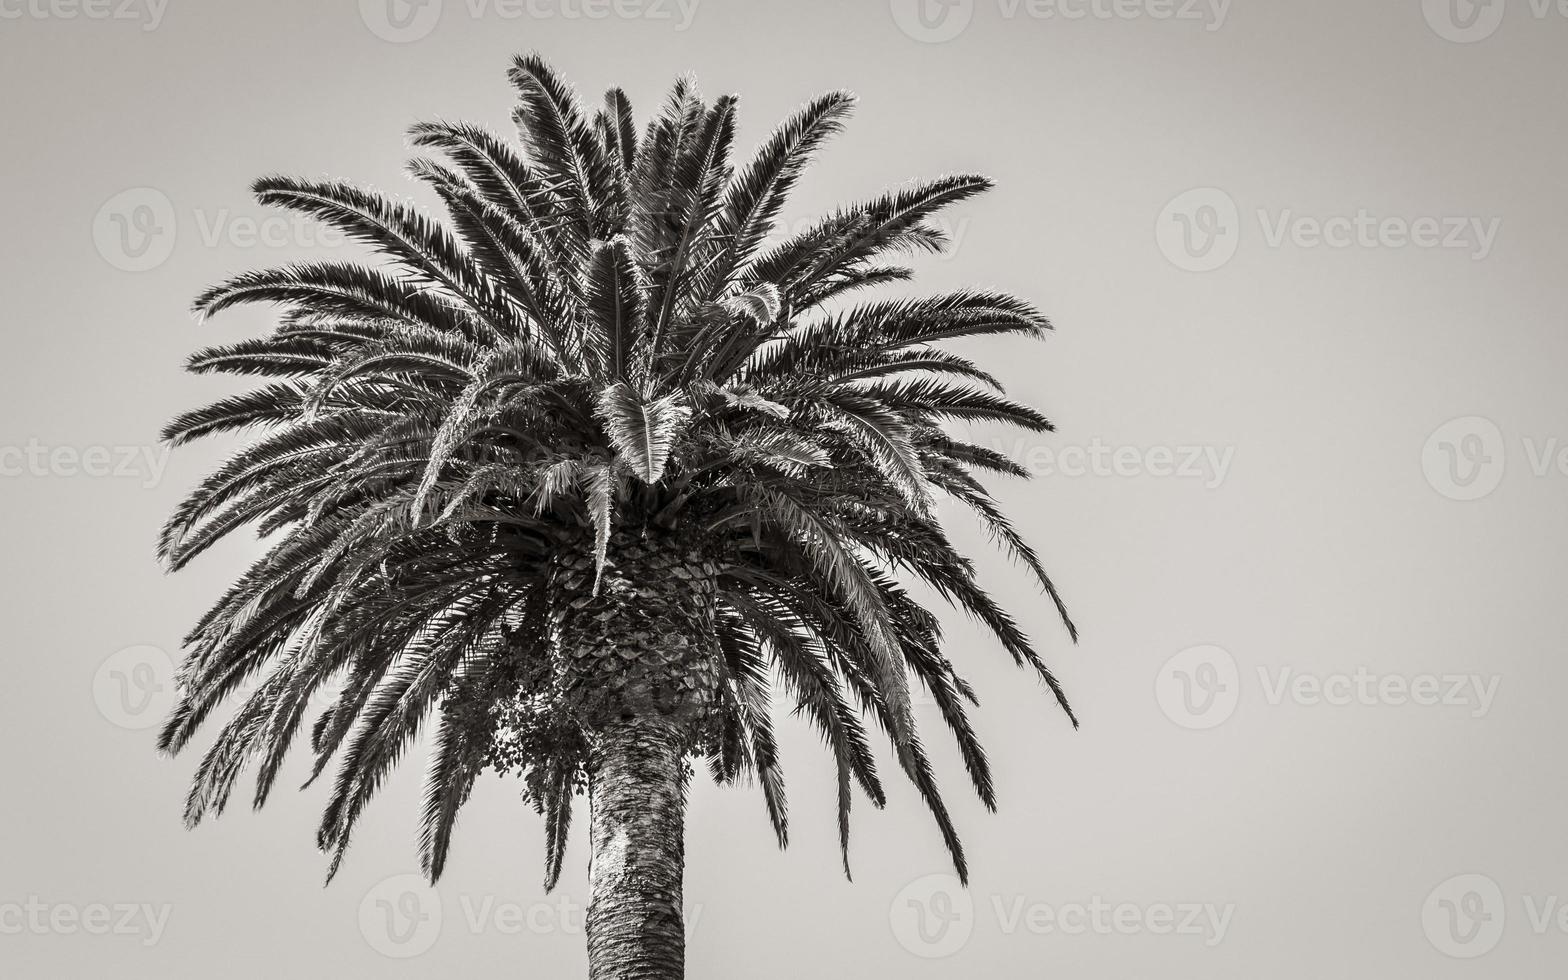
[157,53,1076,980]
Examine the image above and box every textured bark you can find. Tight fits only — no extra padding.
[555,532,719,978]
[586,720,688,980]
[552,536,721,728]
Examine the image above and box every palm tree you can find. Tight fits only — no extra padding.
[156,53,1076,979]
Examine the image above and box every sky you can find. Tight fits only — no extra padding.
[2,0,1567,976]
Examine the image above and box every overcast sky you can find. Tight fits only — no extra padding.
[2,0,1566,976]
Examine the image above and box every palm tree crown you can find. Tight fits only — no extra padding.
[157,53,1076,892]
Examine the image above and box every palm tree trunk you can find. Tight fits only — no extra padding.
[585,719,688,980]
